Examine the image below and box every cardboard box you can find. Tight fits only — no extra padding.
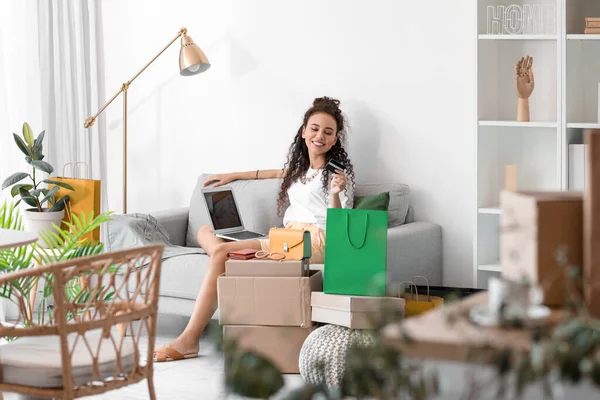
[225,259,309,277]
[585,130,600,317]
[217,270,322,327]
[311,291,405,329]
[500,191,583,306]
[223,325,314,374]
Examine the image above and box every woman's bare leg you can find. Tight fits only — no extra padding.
[160,228,262,356]
[196,224,224,257]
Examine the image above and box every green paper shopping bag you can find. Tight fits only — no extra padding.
[324,208,388,296]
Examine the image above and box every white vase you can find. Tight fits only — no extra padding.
[24,208,65,245]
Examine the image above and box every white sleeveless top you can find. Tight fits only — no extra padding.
[283,168,353,230]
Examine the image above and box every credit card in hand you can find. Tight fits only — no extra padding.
[326,159,346,173]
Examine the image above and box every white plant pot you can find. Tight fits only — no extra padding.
[24,208,65,245]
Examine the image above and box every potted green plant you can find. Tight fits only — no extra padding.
[1,122,74,241]
[0,200,114,328]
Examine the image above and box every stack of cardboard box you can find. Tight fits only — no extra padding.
[585,17,600,34]
[217,258,322,373]
[311,291,406,329]
[310,290,406,330]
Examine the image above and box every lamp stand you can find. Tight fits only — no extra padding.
[122,84,129,214]
[83,27,210,215]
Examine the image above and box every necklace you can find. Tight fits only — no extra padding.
[301,168,320,185]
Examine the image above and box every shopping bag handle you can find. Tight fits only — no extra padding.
[345,212,368,249]
[411,275,430,301]
[398,281,419,301]
[62,162,90,179]
[65,199,74,225]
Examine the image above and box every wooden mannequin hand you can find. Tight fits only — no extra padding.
[515,56,534,122]
[515,56,534,99]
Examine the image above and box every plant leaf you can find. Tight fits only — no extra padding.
[13,133,31,157]
[2,172,30,190]
[22,122,34,147]
[44,179,74,191]
[33,145,44,161]
[48,195,69,212]
[21,196,38,208]
[49,210,111,260]
[225,351,285,398]
[40,186,59,205]
[33,130,44,160]
[19,187,36,200]
[30,160,54,175]
[33,130,45,153]
[0,201,24,231]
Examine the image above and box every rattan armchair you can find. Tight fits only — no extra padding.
[0,244,163,400]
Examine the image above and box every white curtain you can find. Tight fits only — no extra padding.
[36,0,108,213]
[0,1,44,204]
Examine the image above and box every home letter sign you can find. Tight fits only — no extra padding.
[487,5,556,35]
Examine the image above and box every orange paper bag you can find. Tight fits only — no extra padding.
[398,276,444,317]
[49,162,101,243]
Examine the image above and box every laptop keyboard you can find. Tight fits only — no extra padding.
[225,231,264,240]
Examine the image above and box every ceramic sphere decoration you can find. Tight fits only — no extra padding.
[299,324,375,388]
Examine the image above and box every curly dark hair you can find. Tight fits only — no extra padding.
[277,96,356,216]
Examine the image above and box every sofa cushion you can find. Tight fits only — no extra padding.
[354,191,390,211]
[355,183,410,227]
[186,174,284,247]
[106,213,205,263]
[129,253,209,300]
[0,330,135,388]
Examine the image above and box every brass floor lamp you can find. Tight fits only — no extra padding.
[84,27,210,214]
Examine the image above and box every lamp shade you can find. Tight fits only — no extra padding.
[179,35,210,76]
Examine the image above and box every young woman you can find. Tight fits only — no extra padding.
[154,96,356,362]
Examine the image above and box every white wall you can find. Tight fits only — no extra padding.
[100,0,477,287]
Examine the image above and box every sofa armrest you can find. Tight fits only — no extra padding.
[151,207,190,247]
[386,222,443,287]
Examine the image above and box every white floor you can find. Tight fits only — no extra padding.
[4,317,305,400]
[82,336,304,400]
[3,315,600,399]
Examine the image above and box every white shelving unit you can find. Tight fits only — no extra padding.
[478,262,502,273]
[478,207,502,215]
[567,34,600,40]
[479,34,558,40]
[475,0,600,288]
[567,123,600,129]
[479,121,558,127]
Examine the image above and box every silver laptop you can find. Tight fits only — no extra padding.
[201,186,267,241]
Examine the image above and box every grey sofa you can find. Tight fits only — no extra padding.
[147,174,442,317]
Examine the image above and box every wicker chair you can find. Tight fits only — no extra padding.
[0,244,163,400]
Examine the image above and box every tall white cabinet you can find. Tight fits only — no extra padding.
[475,0,600,287]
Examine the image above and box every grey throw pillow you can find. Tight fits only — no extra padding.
[106,213,171,252]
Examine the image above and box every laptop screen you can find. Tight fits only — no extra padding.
[203,189,243,231]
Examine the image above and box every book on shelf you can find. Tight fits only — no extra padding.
[584,28,600,34]
[587,21,600,28]
[585,17,600,22]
